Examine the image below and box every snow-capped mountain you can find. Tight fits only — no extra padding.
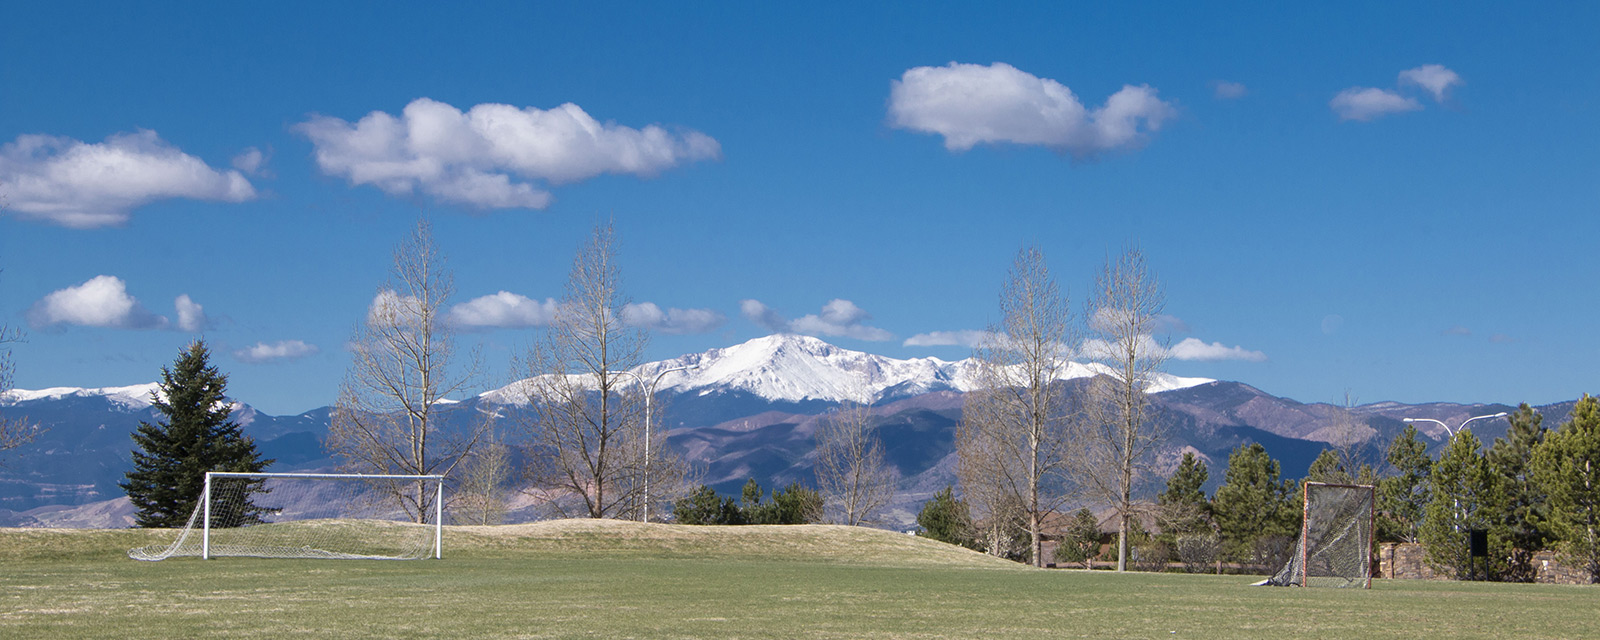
[484,333,1214,405]
[1,383,164,411]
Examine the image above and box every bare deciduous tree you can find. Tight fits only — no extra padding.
[1,265,39,453]
[454,421,512,525]
[815,401,898,526]
[1080,246,1168,572]
[517,223,681,519]
[1,326,34,452]
[957,246,1077,566]
[328,220,482,522]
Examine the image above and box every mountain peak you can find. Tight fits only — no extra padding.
[1,383,163,410]
[483,333,1214,406]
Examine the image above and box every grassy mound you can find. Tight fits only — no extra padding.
[2,522,1595,638]
[447,519,1019,567]
[3,519,1014,568]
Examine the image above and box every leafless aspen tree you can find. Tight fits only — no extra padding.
[0,326,34,452]
[957,246,1077,567]
[328,220,483,522]
[815,401,899,526]
[0,268,38,453]
[454,421,512,525]
[1,203,39,452]
[1081,246,1168,572]
[517,223,684,519]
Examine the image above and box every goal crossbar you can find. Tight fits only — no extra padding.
[131,472,446,561]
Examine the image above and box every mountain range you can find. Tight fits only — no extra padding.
[0,334,1576,528]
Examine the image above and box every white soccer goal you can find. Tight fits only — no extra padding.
[1266,482,1375,588]
[129,472,445,561]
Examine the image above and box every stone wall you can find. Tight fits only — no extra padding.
[1378,542,1436,580]
[1379,542,1594,584]
[1533,550,1596,585]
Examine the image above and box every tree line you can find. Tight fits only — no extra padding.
[918,397,1600,583]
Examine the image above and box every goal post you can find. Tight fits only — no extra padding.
[1266,482,1375,588]
[130,472,446,561]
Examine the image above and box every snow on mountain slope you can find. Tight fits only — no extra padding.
[483,333,1214,405]
[1,383,164,410]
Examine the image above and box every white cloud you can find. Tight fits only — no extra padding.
[1212,81,1248,100]
[1167,337,1267,362]
[742,299,893,341]
[1330,87,1423,121]
[740,299,788,332]
[0,130,256,228]
[1398,64,1462,102]
[235,340,319,363]
[296,97,721,210]
[1080,334,1265,362]
[1087,309,1191,335]
[887,62,1175,158]
[447,291,559,329]
[903,330,994,348]
[1077,334,1166,361]
[621,302,725,335]
[231,147,267,175]
[174,294,207,332]
[26,276,165,329]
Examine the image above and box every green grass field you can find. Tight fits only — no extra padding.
[1,520,1593,639]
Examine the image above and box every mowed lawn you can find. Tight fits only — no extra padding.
[1,520,1593,639]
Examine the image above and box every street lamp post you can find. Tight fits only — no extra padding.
[1402,412,1509,439]
[614,364,697,523]
[1401,411,1509,563]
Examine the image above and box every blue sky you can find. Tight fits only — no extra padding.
[1,2,1595,415]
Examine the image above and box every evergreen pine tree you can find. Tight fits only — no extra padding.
[1529,395,1600,583]
[1419,430,1508,579]
[1156,452,1211,537]
[1211,443,1298,564]
[1486,403,1549,581]
[1377,424,1432,542]
[1306,449,1352,484]
[917,486,975,548]
[120,341,273,528]
[1053,508,1103,568]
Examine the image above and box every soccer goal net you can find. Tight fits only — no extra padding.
[129,472,445,561]
[1267,482,1375,587]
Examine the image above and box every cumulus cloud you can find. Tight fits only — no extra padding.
[1167,337,1268,362]
[296,97,721,210]
[887,62,1175,158]
[740,299,789,332]
[1212,81,1248,100]
[741,299,893,341]
[1442,326,1472,337]
[447,291,559,329]
[1330,87,1423,122]
[1086,309,1192,335]
[621,302,725,335]
[903,330,995,348]
[1398,64,1462,102]
[234,340,319,363]
[0,130,256,228]
[26,276,166,329]
[174,294,207,332]
[1079,334,1266,362]
[231,147,268,175]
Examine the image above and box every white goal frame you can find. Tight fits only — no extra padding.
[201,472,444,560]
[130,471,446,561]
